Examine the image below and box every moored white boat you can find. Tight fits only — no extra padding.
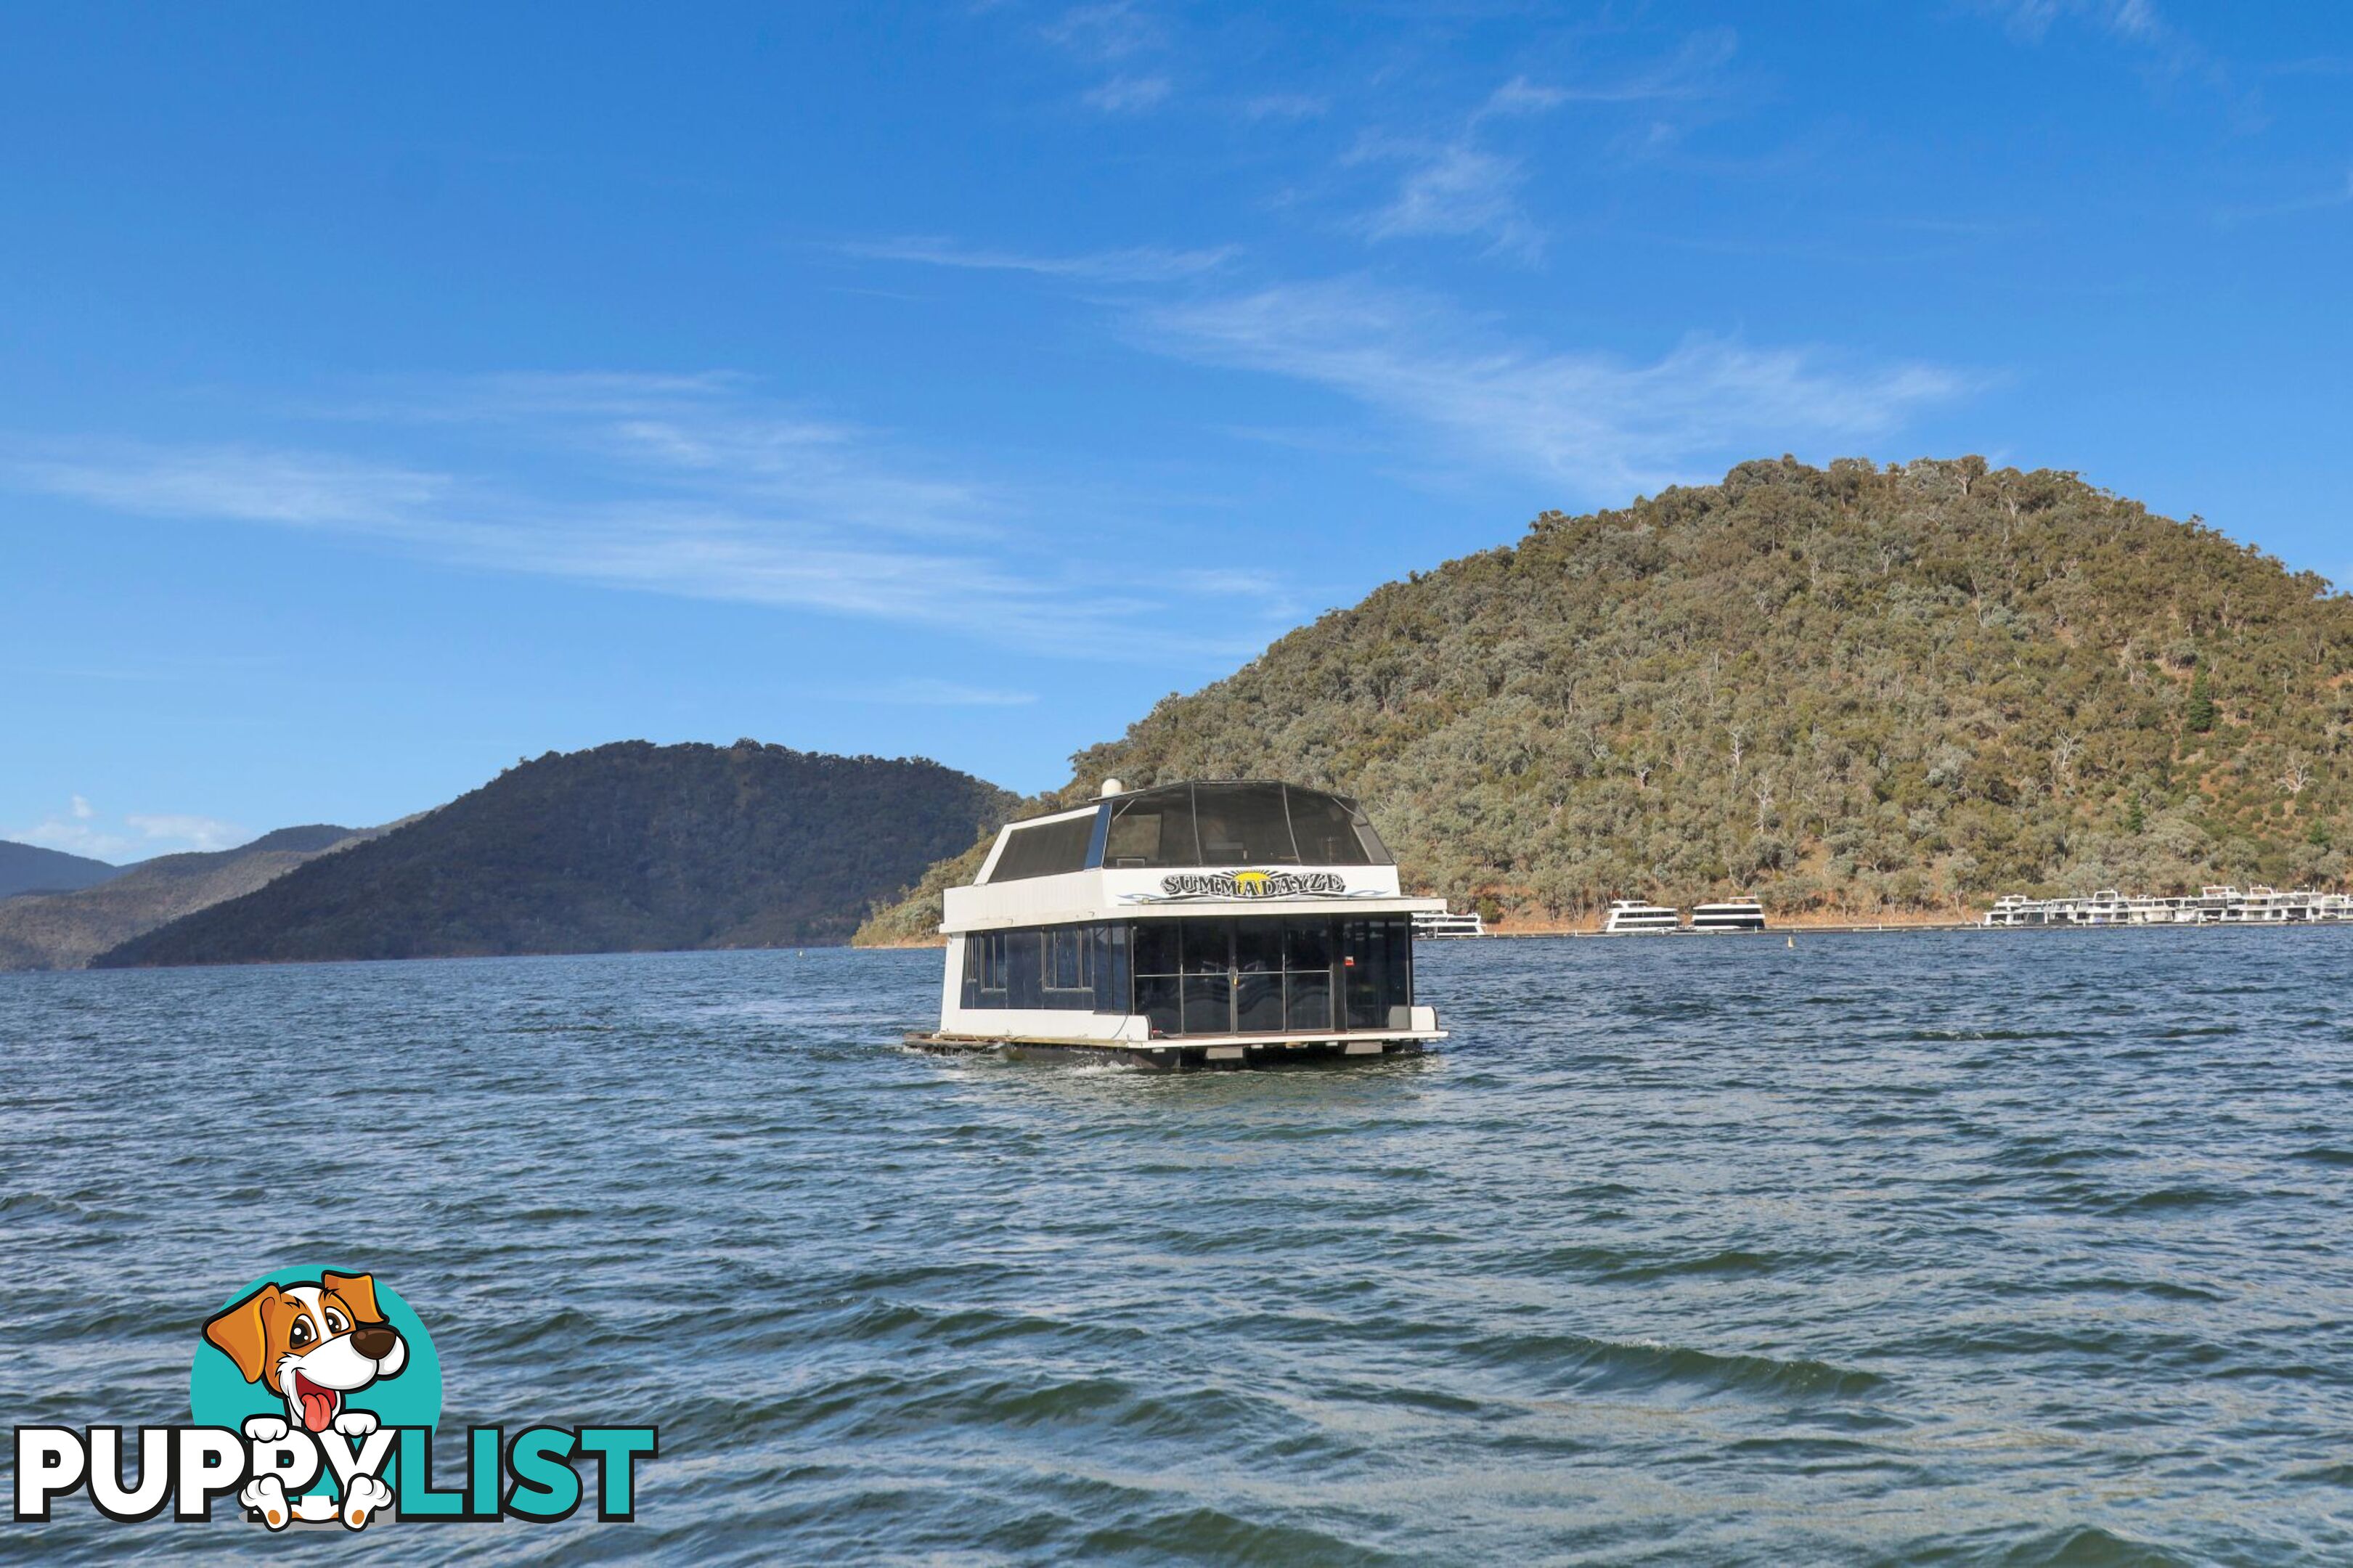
[1689,899,1768,933]
[1602,899,1680,934]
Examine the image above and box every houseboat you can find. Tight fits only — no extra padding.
[1689,899,1768,933]
[1413,909,1486,938]
[1602,899,1680,934]
[911,779,1447,1070]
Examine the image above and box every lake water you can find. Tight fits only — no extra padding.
[3,931,2350,1564]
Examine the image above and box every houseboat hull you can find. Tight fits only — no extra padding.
[907,1028,1438,1071]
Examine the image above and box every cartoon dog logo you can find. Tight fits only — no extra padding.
[203,1271,407,1528]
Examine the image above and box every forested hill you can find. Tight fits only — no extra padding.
[0,824,375,971]
[99,742,1017,965]
[860,457,2353,938]
[0,840,122,899]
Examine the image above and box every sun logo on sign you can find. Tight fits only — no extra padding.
[1233,870,1269,897]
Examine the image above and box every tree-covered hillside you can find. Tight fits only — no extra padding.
[861,458,2353,939]
[101,741,1017,965]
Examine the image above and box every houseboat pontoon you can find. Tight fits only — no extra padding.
[1689,899,1768,933]
[1602,899,1681,934]
[911,779,1446,1070]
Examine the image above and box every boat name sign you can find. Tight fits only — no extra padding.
[1156,870,1347,899]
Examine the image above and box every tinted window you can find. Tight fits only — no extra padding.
[1285,918,1332,972]
[1091,923,1130,1013]
[1183,973,1233,1034]
[1234,918,1283,973]
[1047,927,1088,989]
[1105,789,1196,867]
[1284,971,1332,1032]
[988,813,1096,882]
[1341,915,1412,1029]
[1193,783,1299,864]
[1133,920,1180,976]
[1093,783,1390,868]
[1285,789,1377,866]
[1236,971,1284,1032]
[1183,920,1231,974]
[1135,974,1180,1038]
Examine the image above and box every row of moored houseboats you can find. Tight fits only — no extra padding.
[1983,886,2353,926]
[1600,899,1769,934]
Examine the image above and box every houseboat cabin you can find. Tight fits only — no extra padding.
[920,780,1446,1069]
[1689,899,1768,933]
[1602,899,1681,934]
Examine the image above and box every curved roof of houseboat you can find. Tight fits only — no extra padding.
[978,779,1395,884]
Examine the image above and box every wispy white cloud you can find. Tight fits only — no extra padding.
[1242,92,1329,121]
[1354,138,1543,259]
[1042,1,1175,113]
[1510,29,1742,109]
[16,448,449,530]
[1968,0,2223,91]
[843,236,1233,283]
[3,375,1289,662]
[1349,36,1741,263]
[1138,277,1975,499]
[1083,74,1171,113]
[1043,1,1161,62]
[844,678,1040,707]
[11,799,249,860]
[126,814,248,852]
[1977,0,2166,44]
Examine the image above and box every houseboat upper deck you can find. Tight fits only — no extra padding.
[917,779,1447,1069]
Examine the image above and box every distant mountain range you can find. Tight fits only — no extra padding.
[95,741,1017,967]
[861,456,2353,939]
[0,825,379,971]
[0,840,123,900]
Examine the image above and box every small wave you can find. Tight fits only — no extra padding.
[1076,1504,1398,1567]
[1882,1523,2195,1567]
[1467,1328,1885,1400]
[2049,1275,2229,1303]
[2101,1186,2249,1214]
[1607,1248,1783,1282]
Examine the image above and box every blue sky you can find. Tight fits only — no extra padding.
[3,1,2347,859]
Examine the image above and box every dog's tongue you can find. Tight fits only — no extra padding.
[298,1383,336,1433]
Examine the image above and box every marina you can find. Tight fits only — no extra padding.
[1983,886,2353,928]
[907,780,1446,1070]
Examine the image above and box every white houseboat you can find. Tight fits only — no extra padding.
[1412,909,1486,938]
[913,780,1447,1070]
[1602,899,1681,934]
[1689,899,1768,933]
